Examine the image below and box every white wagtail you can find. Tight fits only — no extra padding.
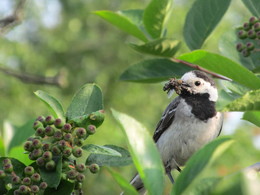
[129,70,224,193]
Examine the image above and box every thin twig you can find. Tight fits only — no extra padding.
[0,66,67,87]
[172,58,232,81]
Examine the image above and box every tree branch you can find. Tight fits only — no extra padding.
[0,0,27,35]
[244,162,260,173]
[0,66,67,87]
[172,58,232,81]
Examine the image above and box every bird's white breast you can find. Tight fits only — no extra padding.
[156,99,223,168]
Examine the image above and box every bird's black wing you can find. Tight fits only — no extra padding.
[153,96,181,143]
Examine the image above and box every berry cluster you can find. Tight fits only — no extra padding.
[0,159,47,194]
[236,16,260,57]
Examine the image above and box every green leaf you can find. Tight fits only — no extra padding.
[223,89,260,111]
[94,10,148,42]
[189,177,221,194]
[44,180,74,195]
[8,146,33,166]
[39,155,62,188]
[66,83,103,120]
[86,145,132,167]
[82,144,121,157]
[106,168,138,195]
[119,9,144,30]
[34,90,65,121]
[178,50,260,90]
[143,0,172,38]
[0,138,5,157]
[184,0,231,50]
[243,111,260,127]
[241,0,260,17]
[7,119,34,152]
[171,137,234,195]
[129,38,181,57]
[111,109,164,195]
[120,59,192,83]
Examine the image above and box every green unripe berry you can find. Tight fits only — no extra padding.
[45,160,56,171]
[0,170,6,178]
[45,126,55,136]
[86,125,96,135]
[242,49,251,57]
[62,147,72,158]
[3,163,13,173]
[31,185,40,193]
[54,130,63,141]
[35,127,45,137]
[52,145,61,155]
[237,30,247,39]
[89,110,105,127]
[76,163,86,172]
[12,175,21,184]
[254,22,260,31]
[42,143,51,151]
[31,173,41,182]
[62,160,69,169]
[246,42,255,51]
[32,148,43,158]
[3,158,11,165]
[75,128,86,138]
[62,123,72,133]
[64,133,73,142]
[248,29,256,39]
[74,182,82,190]
[66,169,78,179]
[243,22,251,31]
[36,157,45,167]
[39,181,48,190]
[74,138,84,147]
[54,118,64,129]
[24,166,34,176]
[14,190,20,195]
[22,177,31,186]
[32,139,42,149]
[29,152,37,160]
[257,31,260,39]
[249,16,259,25]
[76,173,85,182]
[19,185,29,194]
[89,163,100,174]
[23,141,33,152]
[33,121,43,130]
[236,43,245,52]
[72,147,83,158]
[45,115,55,125]
[58,140,67,149]
[42,151,53,161]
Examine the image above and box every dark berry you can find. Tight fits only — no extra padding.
[62,123,72,133]
[75,128,86,138]
[66,169,78,179]
[3,163,13,173]
[54,130,63,141]
[12,175,21,184]
[86,125,96,135]
[242,49,251,57]
[36,116,45,123]
[52,145,61,155]
[72,147,83,158]
[89,163,100,174]
[3,158,11,165]
[237,30,247,39]
[76,173,85,182]
[45,126,55,136]
[23,141,33,152]
[45,160,56,171]
[54,118,64,129]
[76,164,86,172]
[36,157,45,167]
[42,151,53,161]
[249,16,258,25]
[35,127,45,137]
[58,140,67,149]
[254,22,260,31]
[29,152,37,160]
[19,185,29,193]
[42,143,51,151]
[22,177,31,185]
[24,166,34,176]
[31,185,40,193]
[64,133,73,142]
[32,148,43,158]
[257,31,260,38]
[39,182,48,190]
[236,43,245,52]
[32,139,42,149]
[31,173,41,182]
[243,22,251,31]
[45,115,55,125]
[33,121,43,130]
[0,170,6,178]
[246,42,255,51]
[248,29,256,39]
[62,147,72,158]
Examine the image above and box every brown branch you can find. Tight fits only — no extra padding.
[0,66,67,88]
[172,58,232,81]
[0,0,27,35]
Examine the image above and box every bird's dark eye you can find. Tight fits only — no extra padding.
[195,81,201,86]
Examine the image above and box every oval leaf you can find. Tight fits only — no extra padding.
[242,0,260,17]
[66,84,103,120]
[39,155,62,188]
[94,10,148,42]
[82,144,121,157]
[34,90,65,121]
[243,111,260,127]
[143,0,172,38]
[120,59,192,83]
[171,137,234,195]
[86,145,132,167]
[223,89,260,112]
[129,38,181,57]
[111,109,164,195]
[184,0,231,50]
[178,50,260,90]
[106,168,139,195]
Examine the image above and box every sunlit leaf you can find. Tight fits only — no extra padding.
[111,109,164,195]
[66,84,103,120]
[34,90,65,121]
[120,59,192,83]
[82,144,121,156]
[241,0,260,17]
[8,146,33,166]
[243,111,260,127]
[86,145,132,167]
[129,38,181,57]
[106,168,138,195]
[94,10,148,42]
[171,137,234,195]
[178,50,260,90]
[143,0,172,38]
[184,0,231,50]
[223,89,260,111]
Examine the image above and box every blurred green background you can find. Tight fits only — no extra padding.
[0,0,259,194]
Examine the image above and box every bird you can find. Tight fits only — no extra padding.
[128,70,224,194]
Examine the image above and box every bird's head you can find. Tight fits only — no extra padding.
[164,70,218,102]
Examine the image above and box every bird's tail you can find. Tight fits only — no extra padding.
[120,173,145,195]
